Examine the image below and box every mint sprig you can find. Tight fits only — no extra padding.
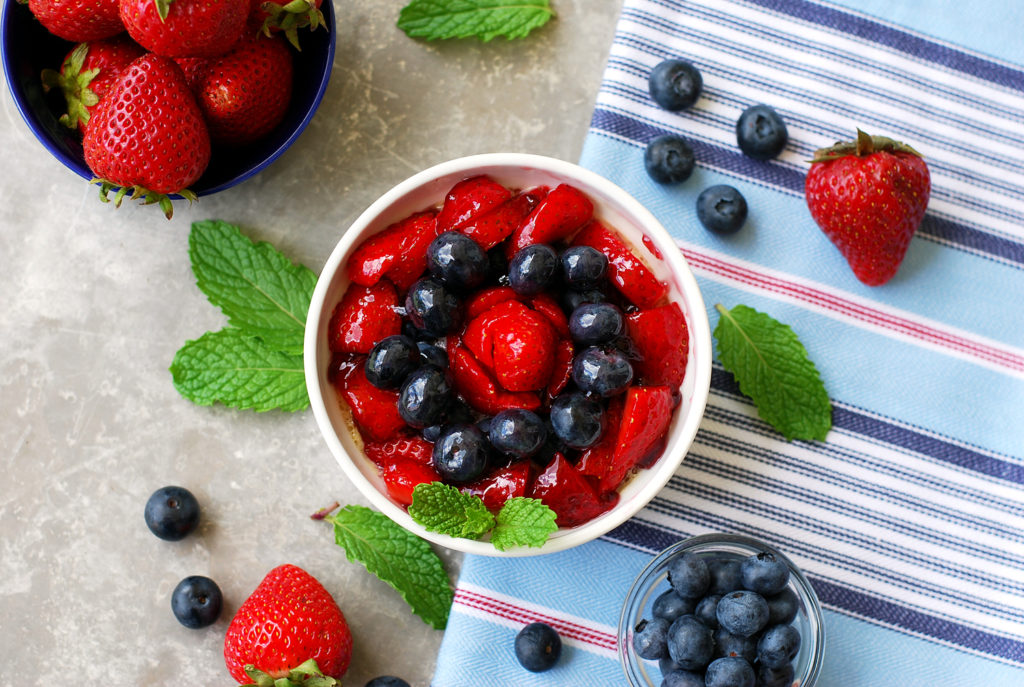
[170,220,314,412]
[409,482,558,551]
[325,505,453,630]
[398,0,554,42]
[713,304,832,441]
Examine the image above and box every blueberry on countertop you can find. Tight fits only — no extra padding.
[144,486,200,541]
[736,104,788,160]
[649,58,703,111]
[515,621,562,672]
[645,134,696,185]
[365,678,411,687]
[696,185,748,235]
[171,575,222,629]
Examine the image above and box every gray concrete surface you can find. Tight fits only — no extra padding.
[0,1,623,684]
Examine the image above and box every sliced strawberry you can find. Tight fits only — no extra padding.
[463,299,530,369]
[547,338,575,398]
[460,461,531,510]
[530,453,614,528]
[527,293,570,338]
[572,220,669,309]
[491,309,556,392]
[334,358,406,442]
[377,457,442,506]
[458,189,546,250]
[347,211,438,290]
[437,175,512,232]
[449,342,541,415]
[364,432,435,466]
[465,285,520,320]
[599,386,674,491]
[508,184,593,255]
[328,281,402,354]
[576,394,625,481]
[625,302,689,388]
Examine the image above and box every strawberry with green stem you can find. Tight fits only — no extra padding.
[41,36,145,134]
[82,53,210,219]
[805,129,930,286]
[252,0,328,51]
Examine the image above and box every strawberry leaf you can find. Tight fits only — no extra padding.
[491,497,557,551]
[326,505,453,630]
[170,329,309,412]
[713,304,832,441]
[397,0,554,42]
[409,482,496,539]
[189,220,316,356]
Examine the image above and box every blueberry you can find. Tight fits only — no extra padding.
[705,656,755,687]
[515,621,561,672]
[489,409,547,459]
[741,551,790,596]
[170,575,222,629]
[665,615,714,671]
[401,319,435,342]
[633,616,671,659]
[666,551,710,599]
[661,670,705,687]
[422,424,443,442]
[432,424,490,483]
[569,303,624,346]
[696,185,747,235]
[365,678,411,687]
[645,135,696,185]
[508,244,559,295]
[756,662,795,687]
[405,277,462,336]
[549,392,604,449]
[653,590,696,622]
[560,245,607,290]
[766,588,799,625]
[735,104,788,161]
[659,655,683,675]
[712,628,757,663]
[365,335,420,389]
[144,486,200,541]
[427,231,488,290]
[756,624,801,669]
[571,346,633,397]
[694,594,722,629]
[398,365,452,428]
[707,557,743,595]
[560,287,606,314]
[416,340,449,369]
[648,58,703,111]
[716,591,769,638]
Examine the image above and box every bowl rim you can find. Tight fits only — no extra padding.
[617,532,826,686]
[0,0,336,197]
[304,152,713,557]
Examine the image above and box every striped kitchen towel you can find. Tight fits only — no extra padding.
[432,1,1024,685]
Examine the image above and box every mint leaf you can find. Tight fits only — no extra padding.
[398,0,554,42]
[169,328,309,412]
[189,220,316,355]
[409,482,495,539]
[491,497,557,551]
[327,505,453,630]
[713,304,832,441]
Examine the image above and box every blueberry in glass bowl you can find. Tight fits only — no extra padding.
[619,533,824,686]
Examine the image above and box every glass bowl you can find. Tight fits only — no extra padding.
[619,533,825,686]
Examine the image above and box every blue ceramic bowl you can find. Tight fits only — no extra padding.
[1,0,335,196]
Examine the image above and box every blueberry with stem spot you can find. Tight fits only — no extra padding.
[432,424,490,483]
[171,575,222,629]
[648,58,703,111]
[696,185,747,235]
[741,551,790,596]
[736,104,788,160]
[515,622,562,672]
[145,486,200,541]
[633,616,671,660]
[716,590,769,638]
[645,134,696,185]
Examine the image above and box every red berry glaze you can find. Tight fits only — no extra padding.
[437,175,512,232]
[626,302,689,388]
[572,220,669,309]
[327,280,401,354]
[347,211,439,290]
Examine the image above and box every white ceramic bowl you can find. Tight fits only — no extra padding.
[304,153,712,556]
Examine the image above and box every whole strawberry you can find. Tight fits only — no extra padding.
[83,53,211,218]
[119,0,249,58]
[805,130,930,286]
[41,35,146,134]
[186,32,294,146]
[223,564,353,684]
[28,0,124,42]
